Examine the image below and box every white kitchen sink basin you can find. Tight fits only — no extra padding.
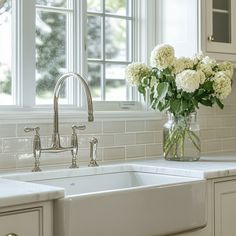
[33,170,199,195]
[5,164,207,236]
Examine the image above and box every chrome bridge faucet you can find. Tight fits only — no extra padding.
[25,72,94,172]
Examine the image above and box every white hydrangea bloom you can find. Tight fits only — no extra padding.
[202,56,217,66]
[173,57,195,74]
[125,62,149,86]
[198,63,215,77]
[212,71,232,100]
[150,44,175,70]
[218,61,234,78]
[197,70,206,84]
[175,70,201,93]
[194,51,204,61]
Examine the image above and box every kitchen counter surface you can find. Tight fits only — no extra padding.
[1,152,236,208]
[131,154,236,179]
[0,178,64,208]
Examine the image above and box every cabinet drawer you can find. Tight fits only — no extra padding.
[0,208,42,236]
[215,180,236,236]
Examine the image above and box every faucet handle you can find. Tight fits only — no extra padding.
[89,137,99,167]
[69,125,86,169]
[72,125,86,134]
[24,127,40,135]
[24,126,41,172]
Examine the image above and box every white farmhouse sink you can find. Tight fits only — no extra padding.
[5,164,207,236]
[33,170,199,195]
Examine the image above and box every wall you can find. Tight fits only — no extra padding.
[198,70,236,154]
[0,71,235,171]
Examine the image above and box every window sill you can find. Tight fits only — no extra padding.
[0,109,162,124]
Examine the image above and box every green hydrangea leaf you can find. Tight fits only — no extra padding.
[157,82,169,101]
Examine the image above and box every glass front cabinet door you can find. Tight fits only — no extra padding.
[205,0,236,54]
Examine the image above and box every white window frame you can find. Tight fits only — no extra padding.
[0,0,159,121]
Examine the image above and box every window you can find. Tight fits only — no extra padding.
[87,0,133,101]
[0,0,157,113]
[0,0,13,105]
[35,0,72,105]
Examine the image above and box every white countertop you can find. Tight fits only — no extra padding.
[1,153,236,208]
[0,178,64,208]
[132,155,236,179]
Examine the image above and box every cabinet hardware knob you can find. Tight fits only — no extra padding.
[6,233,18,236]
[208,35,215,41]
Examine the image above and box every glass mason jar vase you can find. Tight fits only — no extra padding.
[163,112,201,161]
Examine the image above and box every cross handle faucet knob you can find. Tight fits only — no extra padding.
[24,126,41,172]
[72,125,86,134]
[24,127,40,135]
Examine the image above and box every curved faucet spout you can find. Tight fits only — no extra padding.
[53,72,94,145]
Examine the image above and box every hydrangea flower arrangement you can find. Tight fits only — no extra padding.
[126,44,234,161]
[126,44,233,116]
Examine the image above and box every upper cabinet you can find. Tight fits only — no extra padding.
[201,0,236,65]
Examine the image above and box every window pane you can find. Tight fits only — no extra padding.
[105,0,127,15]
[0,0,13,105]
[105,18,127,61]
[105,64,126,101]
[106,80,126,101]
[87,0,102,12]
[87,0,132,102]
[87,15,102,59]
[88,63,102,101]
[213,12,231,43]
[36,10,68,105]
[36,0,67,8]
[213,0,230,11]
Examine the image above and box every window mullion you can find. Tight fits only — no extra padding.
[66,0,75,105]
[77,0,88,109]
[12,0,19,105]
[20,0,36,107]
[102,0,106,101]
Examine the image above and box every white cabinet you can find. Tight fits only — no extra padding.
[0,208,41,236]
[201,0,236,64]
[0,202,53,236]
[215,180,236,236]
[176,178,236,236]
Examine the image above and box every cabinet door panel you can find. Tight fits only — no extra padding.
[215,180,236,236]
[0,209,41,236]
[206,0,236,53]
[213,11,231,43]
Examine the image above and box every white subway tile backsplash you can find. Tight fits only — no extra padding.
[103,121,125,133]
[103,146,125,161]
[78,121,103,134]
[222,116,236,127]
[0,153,16,169]
[126,120,145,132]
[126,145,145,159]
[3,138,32,153]
[206,117,224,129]
[0,139,2,153]
[95,135,115,147]
[47,135,69,148]
[200,129,217,141]
[114,133,136,146]
[0,124,16,138]
[146,144,162,158]
[145,120,163,132]
[221,138,236,152]
[205,140,222,153]
[78,148,102,163]
[0,71,236,170]
[154,131,162,143]
[136,132,155,144]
